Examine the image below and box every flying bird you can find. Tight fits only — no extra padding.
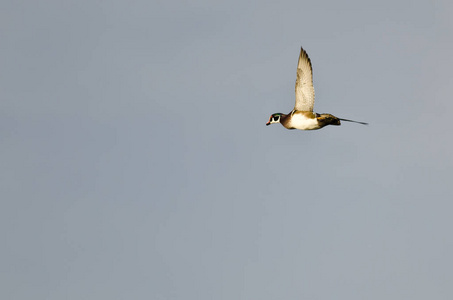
[266,47,368,130]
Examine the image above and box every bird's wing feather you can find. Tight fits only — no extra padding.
[294,47,315,112]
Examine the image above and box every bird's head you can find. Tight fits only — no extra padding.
[266,113,283,126]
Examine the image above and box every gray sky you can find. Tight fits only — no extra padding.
[2,0,453,299]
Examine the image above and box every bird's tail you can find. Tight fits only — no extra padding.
[338,118,368,125]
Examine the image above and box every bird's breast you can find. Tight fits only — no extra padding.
[286,112,320,130]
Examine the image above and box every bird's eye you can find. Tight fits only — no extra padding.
[273,116,279,121]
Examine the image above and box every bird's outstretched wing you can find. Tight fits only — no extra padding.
[294,47,315,112]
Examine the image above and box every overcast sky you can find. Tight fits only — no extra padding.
[2,1,453,299]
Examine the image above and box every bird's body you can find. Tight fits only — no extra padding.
[273,111,341,130]
[285,111,320,130]
[266,47,367,130]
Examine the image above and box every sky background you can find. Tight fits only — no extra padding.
[1,0,453,299]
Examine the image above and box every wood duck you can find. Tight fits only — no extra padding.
[266,47,368,130]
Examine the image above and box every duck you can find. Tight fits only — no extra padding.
[266,47,368,130]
